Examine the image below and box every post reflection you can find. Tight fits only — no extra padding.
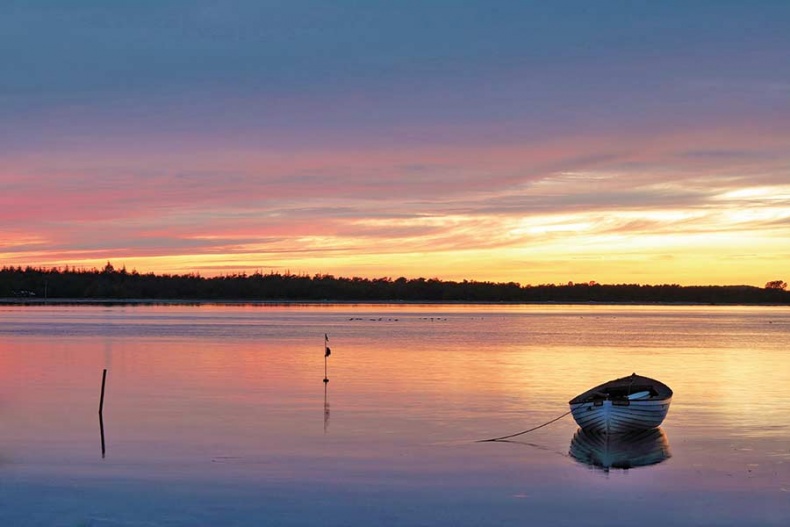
[569,427,671,472]
[323,381,330,434]
[99,412,106,458]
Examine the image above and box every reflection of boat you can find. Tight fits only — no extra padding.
[570,427,671,471]
[568,373,672,434]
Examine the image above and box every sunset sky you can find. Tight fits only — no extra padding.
[2,1,789,286]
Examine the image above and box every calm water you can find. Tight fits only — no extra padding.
[1,303,789,526]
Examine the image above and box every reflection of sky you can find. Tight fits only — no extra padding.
[2,2,790,285]
[1,305,789,525]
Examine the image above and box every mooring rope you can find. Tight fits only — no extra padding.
[477,410,572,442]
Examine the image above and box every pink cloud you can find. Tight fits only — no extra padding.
[2,119,789,283]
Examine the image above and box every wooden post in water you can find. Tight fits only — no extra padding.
[323,334,331,383]
[99,368,107,414]
[99,368,107,457]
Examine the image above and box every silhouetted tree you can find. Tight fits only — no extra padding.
[1,264,789,304]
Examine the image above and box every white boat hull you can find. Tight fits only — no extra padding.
[570,397,671,434]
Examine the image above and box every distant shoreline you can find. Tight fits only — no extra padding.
[2,297,789,307]
[3,267,788,305]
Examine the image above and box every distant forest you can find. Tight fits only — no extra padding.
[1,264,788,304]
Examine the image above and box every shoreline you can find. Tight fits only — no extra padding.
[2,297,789,307]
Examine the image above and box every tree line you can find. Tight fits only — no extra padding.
[1,264,788,304]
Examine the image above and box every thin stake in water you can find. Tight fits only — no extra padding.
[99,368,107,457]
[323,333,331,383]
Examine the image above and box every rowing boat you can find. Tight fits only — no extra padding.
[568,373,672,434]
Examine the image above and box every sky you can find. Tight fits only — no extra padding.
[1,1,789,286]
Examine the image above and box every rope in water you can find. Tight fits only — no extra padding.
[477,410,572,442]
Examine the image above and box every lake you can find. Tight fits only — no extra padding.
[1,303,789,526]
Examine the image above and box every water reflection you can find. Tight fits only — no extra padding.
[323,382,330,434]
[98,411,106,458]
[569,427,671,472]
[2,304,789,526]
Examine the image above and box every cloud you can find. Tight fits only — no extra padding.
[2,2,790,284]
